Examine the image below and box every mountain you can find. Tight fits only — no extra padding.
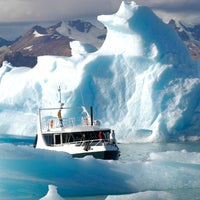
[0,37,14,47]
[0,17,199,68]
[168,19,200,59]
[0,24,73,67]
[56,19,106,49]
[10,24,72,57]
[0,37,20,66]
[0,20,106,67]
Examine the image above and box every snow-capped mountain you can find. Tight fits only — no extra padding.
[56,19,106,49]
[0,19,106,67]
[11,24,72,57]
[0,17,199,68]
[1,24,73,67]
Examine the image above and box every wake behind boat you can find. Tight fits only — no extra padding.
[34,87,120,160]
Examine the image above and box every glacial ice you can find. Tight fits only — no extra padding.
[0,1,200,142]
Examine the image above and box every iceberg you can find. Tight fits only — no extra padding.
[39,185,64,200]
[105,191,176,200]
[0,1,200,142]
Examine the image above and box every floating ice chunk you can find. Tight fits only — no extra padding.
[39,185,64,200]
[149,150,200,164]
[105,190,175,200]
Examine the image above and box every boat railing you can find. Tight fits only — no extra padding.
[73,138,111,147]
[41,116,99,131]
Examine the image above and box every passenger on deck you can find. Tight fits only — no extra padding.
[57,109,63,127]
[110,130,116,144]
[98,131,103,141]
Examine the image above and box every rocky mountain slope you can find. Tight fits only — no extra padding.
[0,19,106,67]
[0,19,199,67]
[0,24,73,67]
[168,20,200,59]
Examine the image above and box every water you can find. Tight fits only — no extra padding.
[118,142,200,200]
[119,142,200,162]
[0,135,200,200]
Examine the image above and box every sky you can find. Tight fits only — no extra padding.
[0,0,199,40]
[0,0,121,22]
[0,0,199,23]
[137,0,200,23]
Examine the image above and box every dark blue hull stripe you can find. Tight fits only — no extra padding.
[72,150,120,160]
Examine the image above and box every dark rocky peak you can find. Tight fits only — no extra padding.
[49,21,62,30]
[168,20,189,41]
[4,51,37,68]
[32,25,47,34]
[0,37,13,47]
[180,23,200,41]
[168,19,177,29]
[168,20,200,59]
[68,19,94,33]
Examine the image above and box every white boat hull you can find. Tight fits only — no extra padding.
[35,132,120,160]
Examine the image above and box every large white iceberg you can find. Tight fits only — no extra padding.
[0,1,199,142]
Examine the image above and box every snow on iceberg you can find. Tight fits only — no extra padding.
[39,185,64,200]
[0,1,200,142]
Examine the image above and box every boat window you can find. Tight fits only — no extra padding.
[93,130,110,140]
[67,133,75,143]
[103,131,110,139]
[61,133,75,143]
[62,133,68,143]
[43,134,53,146]
[55,134,61,145]
[73,133,83,141]
[80,130,111,141]
[60,130,111,144]
[91,132,99,140]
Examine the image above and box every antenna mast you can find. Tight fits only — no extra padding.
[58,86,64,108]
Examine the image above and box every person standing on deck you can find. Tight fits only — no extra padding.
[98,131,103,141]
[57,109,63,127]
[110,130,116,144]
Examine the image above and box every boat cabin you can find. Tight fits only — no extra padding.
[43,129,111,146]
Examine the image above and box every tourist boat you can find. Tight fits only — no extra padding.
[34,87,120,160]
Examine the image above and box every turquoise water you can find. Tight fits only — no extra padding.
[0,135,200,200]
